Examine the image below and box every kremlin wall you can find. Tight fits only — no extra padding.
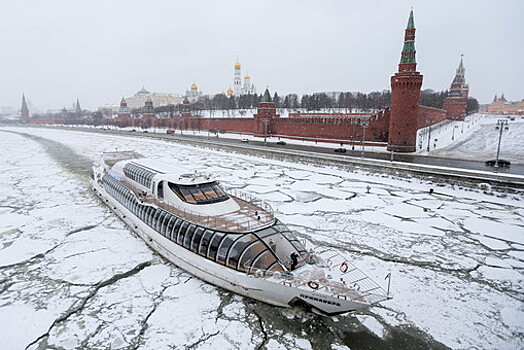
[19,10,472,153]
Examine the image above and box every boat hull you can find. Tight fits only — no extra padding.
[90,178,371,315]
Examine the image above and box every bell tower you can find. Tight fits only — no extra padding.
[387,9,423,152]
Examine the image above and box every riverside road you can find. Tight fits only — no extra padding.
[113,129,524,177]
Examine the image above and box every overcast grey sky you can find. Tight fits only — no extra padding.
[1,0,522,111]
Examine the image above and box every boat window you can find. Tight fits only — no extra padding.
[199,229,215,256]
[166,216,176,238]
[226,234,258,270]
[238,241,268,272]
[171,218,182,240]
[250,250,278,273]
[191,227,205,252]
[274,221,307,253]
[207,232,225,260]
[152,209,162,228]
[266,261,284,273]
[262,233,301,271]
[178,186,197,204]
[160,214,169,236]
[156,211,166,232]
[157,181,164,199]
[146,207,155,226]
[255,226,277,238]
[183,224,196,248]
[177,222,189,245]
[164,213,174,235]
[124,163,155,189]
[216,234,242,264]
[168,181,229,205]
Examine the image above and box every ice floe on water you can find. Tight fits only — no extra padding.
[0,126,523,349]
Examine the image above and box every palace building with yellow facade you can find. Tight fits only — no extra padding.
[482,94,524,115]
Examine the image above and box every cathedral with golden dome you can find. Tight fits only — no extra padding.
[185,83,203,103]
[232,60,256,96]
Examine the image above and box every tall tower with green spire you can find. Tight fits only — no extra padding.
[21,94,30,123]
[387,9,424,152]
[443,55,469,120]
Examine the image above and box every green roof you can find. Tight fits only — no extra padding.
[407,9,415,29]
[262,88,272,103]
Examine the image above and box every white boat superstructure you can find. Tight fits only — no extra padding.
[90,151,390,315]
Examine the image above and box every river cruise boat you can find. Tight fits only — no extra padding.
[90,151,390,315]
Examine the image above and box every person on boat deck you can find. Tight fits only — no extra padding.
[290,252,298,270]
[269,239,276,253]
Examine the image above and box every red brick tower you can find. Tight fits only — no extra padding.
[142,96,155,118]
[20,94,30,123]
[254,88,279,137]
[443,56,469,120]
[387,10,423,152]
[117,97,130,118]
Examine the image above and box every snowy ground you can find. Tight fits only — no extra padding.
[0,126,523,349]
[431,114,524,163]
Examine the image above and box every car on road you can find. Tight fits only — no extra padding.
[485,159,511,167]
[276,141,287,145]
[241,138,249,143]
[334,148,347,153]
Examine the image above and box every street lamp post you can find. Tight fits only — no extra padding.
[351,118,356,150]
[494,119,509,168]
[361,119,370,158]
[426,125,431,152]
[263,118,269,146]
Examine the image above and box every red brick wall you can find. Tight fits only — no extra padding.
[443,97,467,121]
[154,110,391,145]
[418,106,449,128]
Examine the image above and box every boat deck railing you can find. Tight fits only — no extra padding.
[124,180,275,233]
[248,246,390,305]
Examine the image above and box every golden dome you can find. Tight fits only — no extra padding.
[226,87,234,96]
[234,62,241,69]
[191,83,198,90]
[244,75,250,79]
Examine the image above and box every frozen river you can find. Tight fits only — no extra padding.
[1,127,523,350]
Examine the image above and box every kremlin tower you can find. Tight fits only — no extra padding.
[118,97,130,118]
[75,98,82,117]
[254,88,279,138]
[142,97,155,118]
[20,94,30,123]
[233,61,242,96]
[442,56,469,120]
[387,9,423,153]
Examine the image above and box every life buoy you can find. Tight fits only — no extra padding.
[340,262,349,273]
[308,281,319,290]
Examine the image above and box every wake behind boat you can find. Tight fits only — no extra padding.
[90,151,390,315]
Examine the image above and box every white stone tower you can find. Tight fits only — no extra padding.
[233,61,242,96]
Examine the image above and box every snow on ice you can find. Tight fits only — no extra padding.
[0,120,523,349]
